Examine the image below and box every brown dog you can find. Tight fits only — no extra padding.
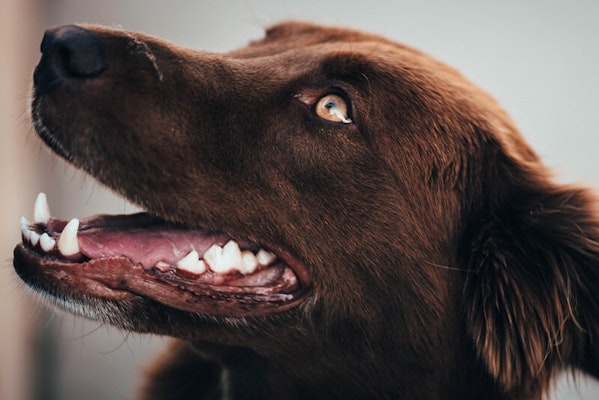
[14,22,599,399]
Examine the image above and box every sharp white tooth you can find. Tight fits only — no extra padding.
[196,260,208,274]
[176,250,198,267]
[202,244,223,272]
[39,233,56,252]
[204,241,248,274]
[58,218,80,256]
[176,250,207,274]
[20,216,30,228]
[240,250,259,274]
[33,192,51,224]
[20,217,32,240]
[221,241,243,272]
[30,232,40,246]
[256,249,277,266]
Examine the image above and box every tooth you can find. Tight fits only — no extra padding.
[221,241,243,271]
[203,244,224,272]
[155,261,171,272]
[58,218,80,256]
[176,250,207,274]
[240,250,258,274]
[194,260,208,274]
[33,192,51,224]
[20,216,31,228]
[20,217,32,240]
[30,232,40,246]
[176,250,198,268]
[39,233,56,252]
[204,243,241,273]
[256,249,277,266]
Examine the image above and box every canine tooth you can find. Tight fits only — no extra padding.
[256,249,277,266]
[39,233,55,252]
[30,232,40,246]
[33,192,51,224]
[58,218,80,256]
[176,250,207,274]
[240,250,259,274]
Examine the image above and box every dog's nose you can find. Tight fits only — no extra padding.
[36,25,106,83]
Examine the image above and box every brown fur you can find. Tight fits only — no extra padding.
[16,21,599,399]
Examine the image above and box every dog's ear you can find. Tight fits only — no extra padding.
[460,149,599,393]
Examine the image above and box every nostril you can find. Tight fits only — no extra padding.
[40,25,106,78]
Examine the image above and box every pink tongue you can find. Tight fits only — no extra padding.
[77,227,230,268]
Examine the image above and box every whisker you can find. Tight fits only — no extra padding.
[422,260,466,272]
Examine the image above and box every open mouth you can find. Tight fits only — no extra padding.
[14,193,308,316]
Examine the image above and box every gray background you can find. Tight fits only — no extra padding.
[1,0,598,399]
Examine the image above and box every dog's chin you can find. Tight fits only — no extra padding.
[13,193,310,321]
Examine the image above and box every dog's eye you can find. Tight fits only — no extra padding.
[314,94,352,124]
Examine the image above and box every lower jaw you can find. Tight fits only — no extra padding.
[14,243,308,317]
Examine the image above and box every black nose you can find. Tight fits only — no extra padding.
[35,25,106,88]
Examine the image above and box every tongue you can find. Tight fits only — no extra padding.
[77,227,231,268]
[44,213,252,269]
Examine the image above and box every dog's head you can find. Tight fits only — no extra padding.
[14,22,599,397]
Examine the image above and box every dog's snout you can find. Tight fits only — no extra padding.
[35,25,106,88]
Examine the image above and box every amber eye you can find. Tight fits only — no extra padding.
[314,94,352,124]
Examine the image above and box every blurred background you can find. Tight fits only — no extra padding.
[1,0,598,399]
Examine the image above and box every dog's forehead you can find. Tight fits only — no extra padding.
[228,21,402,59]
[222,23,436,88]
[262,21,395,46]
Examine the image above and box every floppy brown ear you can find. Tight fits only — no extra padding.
[460,153,599,395]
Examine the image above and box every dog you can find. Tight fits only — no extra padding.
[13,21,599,399]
